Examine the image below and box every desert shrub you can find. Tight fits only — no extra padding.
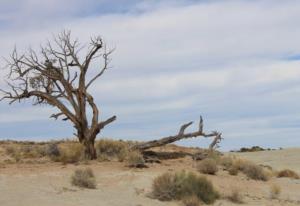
[227,189,243,204]
[182,195,202,206]
[20,145,43,158]
[71,168,96,189]
[197,158,218,175]
[242,163,269,181]
[228,166,239,176]
[58,144,84,164]
[45,143,60,157]
[270,184,281,199]
[219,156,234,170]
[152,171,219,204]
[96,139,129,161]
[277,169,299,179]
[5,146,17,156]
[127,151,146,168]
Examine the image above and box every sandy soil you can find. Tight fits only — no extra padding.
[0,148,300,206]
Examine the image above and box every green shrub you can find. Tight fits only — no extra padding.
[152,171,219,204]
[277,169,299,179]
[197,158,218,175]
[71,168,96,189]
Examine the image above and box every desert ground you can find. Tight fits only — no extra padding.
[0,142,299,206]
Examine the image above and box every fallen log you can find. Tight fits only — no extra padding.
[132,116,222,151]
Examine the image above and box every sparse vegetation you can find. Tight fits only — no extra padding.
[127,151,146,168]
[58,143,84,164]
[228,166,239,176]
[277,169,299,179]
[182,195,203,206]
[197,158,218,175]
[96,139,129,161]
[270,184,281,199]
[242,162,269,181]
[227,189,244,204]
[152,171,219,204]
[231,159,269,181]
[71,168,96,189]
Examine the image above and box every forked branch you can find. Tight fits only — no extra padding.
[132,116,222,151]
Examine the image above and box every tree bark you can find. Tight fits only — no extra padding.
[83,138,97,160]
[132,116,222,151]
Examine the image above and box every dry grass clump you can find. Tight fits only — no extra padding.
[219,156,234,170]
[228,166,239,176]
[127,151,146,168]
[152,171,219,204]
[197,158,218,175]
[232,159,269,181]
[57,143,84,164]
[270,184,281,199]
[71,168,96,189]
[45,143,60,157]
[277,169,299,179]
[242,162,269,181]
[227,189,244,204]
[182,195,202,206]
[96,139,129,162]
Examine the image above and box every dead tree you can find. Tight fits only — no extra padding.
[0,31,116,159]
[132,116,222,151]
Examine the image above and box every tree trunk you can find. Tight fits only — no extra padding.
[83,139,97,160]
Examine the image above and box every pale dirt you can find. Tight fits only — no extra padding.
[0,148,300,206]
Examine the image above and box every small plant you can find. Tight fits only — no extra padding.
[197,158,218,175]
[277,169,299,179]
[227,189,243,204]
[71,168,96,189]
[270,184,281,199]
[127,151,146,168]
[152,171,219,204]
[182,195,202,206]
[228,166,239,176]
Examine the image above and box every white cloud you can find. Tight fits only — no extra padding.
[1,0,300,149]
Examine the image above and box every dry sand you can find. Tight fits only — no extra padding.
[0,148,300,206]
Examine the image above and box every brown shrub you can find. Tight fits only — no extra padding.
[71,168,96,189]
[228,166,239,176]
[197,158,218,175]
[182,195,202,206]
[277,169,299,179]
[227,189,244,204]
[242,163,269,181]
[96,139,129,162]
[127,151,146,168]
[270,184,281,199]
[58,143,84,164]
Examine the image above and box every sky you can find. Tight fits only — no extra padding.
[0,0,300,151]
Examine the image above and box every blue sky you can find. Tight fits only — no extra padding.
[1,0,300,151]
